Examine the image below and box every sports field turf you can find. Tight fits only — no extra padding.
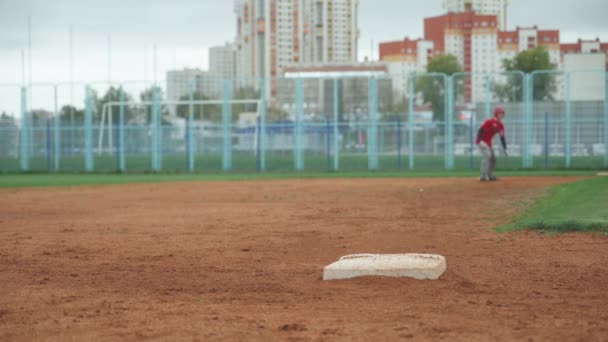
[0,170,598,188]
[2,175,607,340]
[1,154,606,173]
[499,176,608,233]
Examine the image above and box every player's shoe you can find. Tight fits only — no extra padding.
[489,176,499,181]
[480,176,490,182]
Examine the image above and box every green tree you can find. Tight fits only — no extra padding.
[58,105,84,123]
[233,86,260,117]
[415,54,462,121]
[175,91,221,122]
[492,46,557,101]
[91,86,140,124]
[139,87,171,124]
[267,106,289,121]
[0,112,17,156]
[0,112,16,127]
[175,86,262,122]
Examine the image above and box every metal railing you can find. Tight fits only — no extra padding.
[0,71,606,173]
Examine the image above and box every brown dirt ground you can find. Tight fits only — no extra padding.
[1,177,608,341]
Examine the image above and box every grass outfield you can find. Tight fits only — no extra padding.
[498,176,608,234]
[1,153,607,174]
[0,170,598,188]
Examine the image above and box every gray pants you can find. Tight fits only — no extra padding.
[478,142,496,180]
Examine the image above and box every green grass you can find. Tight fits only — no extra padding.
[2,153,607,174]
[0,170,597,188]
[497,176,608,234]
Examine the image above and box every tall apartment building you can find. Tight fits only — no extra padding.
[378,38,435,95]
[497,27,561,68]
[302,0,359,63]
[166,68,228,116]
[443,0,510,30]
[425,7,501,102]
[234,0,359,99]
[166,68,205,117]
[560,38,608,69]
[209,43,237,81]
[422,2,562,103]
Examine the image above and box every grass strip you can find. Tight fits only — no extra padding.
[497,176,608,234]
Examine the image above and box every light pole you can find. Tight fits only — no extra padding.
[27,16,32,103]
[144,44,148,83]
[153,44,158,87]
[69,25,74,155]
[402,38,406,115]
[107,34,113,152]
[107,34,112,83]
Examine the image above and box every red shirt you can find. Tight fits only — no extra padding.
[476,118,505,147]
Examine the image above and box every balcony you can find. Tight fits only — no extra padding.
[256,18,266,33]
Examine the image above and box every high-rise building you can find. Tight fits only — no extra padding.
[302,0,359,64]
[443,0,510,30]
[166,68,205,116]
[560,38,608,69]
[209,43,237,81]
[423,4,562,103]
[497,27,561,69]
[425,7,501,102]
[166,68,228,116]
[379,38,435,79]
[234,0,359,99]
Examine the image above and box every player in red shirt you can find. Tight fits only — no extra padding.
[476,106,508,181]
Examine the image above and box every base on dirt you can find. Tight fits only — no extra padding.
[323,254,446,281]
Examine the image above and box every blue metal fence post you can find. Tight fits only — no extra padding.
[20,86,29,171]
[326,118,331,171]
[425,124,430,154]
[408,77,415,170]
[485,74,491,118]
[84,85,94,172]
[150,90,156,171]
[544,112,549,169]
[469,111,474,170]
[157,87,163,171]
[222,79,232,171]
[185,115,189,171]
[151,86,161,172]
[294,78,304,171]
[565,72,572,168]
[605,72,608,168]
[53,85,60,171]
[333,78,340,171]
[397,116,402,170]
[114,113,120,171]
[523,74,532,168]
[258,77,266,172]
[46,117,51,172]
[187,80,194,172]
[367,77,378,170]
[119,87,125,172]
[445,75,454,170]
[256,115,262,172]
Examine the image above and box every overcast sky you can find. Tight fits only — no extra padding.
[0,0,607,86]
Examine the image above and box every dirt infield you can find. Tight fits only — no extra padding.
[1,177,607,341]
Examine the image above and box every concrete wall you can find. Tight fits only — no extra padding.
[563,54,606,101]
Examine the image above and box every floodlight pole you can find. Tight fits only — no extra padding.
[153,44,158,87]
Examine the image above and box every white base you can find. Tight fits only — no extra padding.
[598,172,608,177]
[323,254,446,281]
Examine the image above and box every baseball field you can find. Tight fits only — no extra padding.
[1,172,607,341]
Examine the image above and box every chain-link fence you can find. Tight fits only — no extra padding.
[1,71,606,173]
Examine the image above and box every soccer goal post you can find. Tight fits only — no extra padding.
[98,98,263,172]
